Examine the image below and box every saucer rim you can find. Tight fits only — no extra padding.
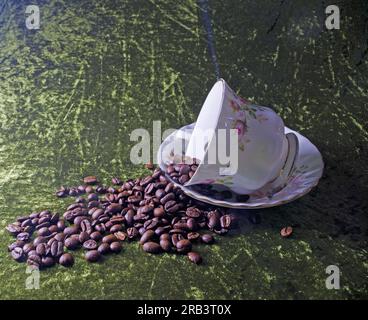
[158,123,324,209]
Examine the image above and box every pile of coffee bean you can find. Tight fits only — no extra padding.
[6,166,236,269]
[165,160,250,203]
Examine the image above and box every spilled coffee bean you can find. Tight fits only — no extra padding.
[6,165,238,269]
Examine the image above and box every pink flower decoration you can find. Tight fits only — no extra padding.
[229,99,240,112]
[234,120,246,138]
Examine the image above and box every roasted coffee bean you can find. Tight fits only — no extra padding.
[160,233,170,241]
[140,230,155,244]
[63,226,79,237]
[17,232,30,242]
[6,224,22,235]
[83,239,98,250]
[88,200,100,209]
[57,220,66,231]
[78,231,90,243]
[87,193,99,201]
[109,224,122,233]
[186,207,202,218]
[11,247,25,262]
[59,253,74,267]
[80,219,92,234]
[153,206,165,218]
[50,241,64,257]
[176,239,192,253]
[112,177,122,185]
[187,232,200,241]
[9,240,25,251]
[110,216,125,224]
[102,234,117,244]
[36,243,47,256]
[171,233,185,247]
[83,176,98,185]
[160,193,175,204]
[143,219,159,230]
[41,257,55,268]
[110,242,122,253]
[208,215,220,229]
[106,203,122,214]
[280,226,293,238]
[41,256,55,268]
[158,238,171,252]
[187,218,198,231]
[127,227,139,239]
[54,233,65,242]
[97,243,110,255]
[23,243,35,254]
[143,242,161,254]
[27,254,41,267]
[164,200,180,213]
[113,231,126,241]
[64,237,80,250]
[49,225,59,233]
[85,250,100,262]
[187,252,202,264]
[201,234,214,244]
[220,215,232,229]
[33,236,46,247]
[89,231,102,241]
[179,175,189,184]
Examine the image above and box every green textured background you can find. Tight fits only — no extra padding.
[0,0,367,299]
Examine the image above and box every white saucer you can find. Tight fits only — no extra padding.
[158,123,324,209]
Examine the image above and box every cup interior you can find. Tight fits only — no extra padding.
[185,80,225,162]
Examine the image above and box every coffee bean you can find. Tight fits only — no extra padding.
[140,230,155,244]
[64,237,80,250]
[33,236,46,247]
[50,241,64,257]
[187,252,202,264]
[85,250,100,262]
[40,256,54,268]
[201,234,214,244]
[220,215,232,229]
[112,177,122,185]
[127,227,139,239]
[110,242,122,253]
[143,242,161,254]
[83,176,98,185]
[114,231,127,241]
[36,243,47,256]
[164,200,180,213]
[159,239,171,252]
[23,243,35,254]
[106,203,122,214]
[176,239,192,253]
[83,239,98,250]
[17,232,30,242]
[187,232,200,241]
[11,247,25,262]
[63,226,79,237]
[102,234,117,244]
[97,243,110,255]
[41,256,55,268]
[160,193,175,204]
[186,207,202,218]
[78,231,90,243]
[280,226,293,238]
[59,253,74,267]
[27,254,41,267]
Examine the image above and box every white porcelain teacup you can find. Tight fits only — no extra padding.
[183,79,294,194]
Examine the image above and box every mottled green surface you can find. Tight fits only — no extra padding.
[0,0,367,299]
